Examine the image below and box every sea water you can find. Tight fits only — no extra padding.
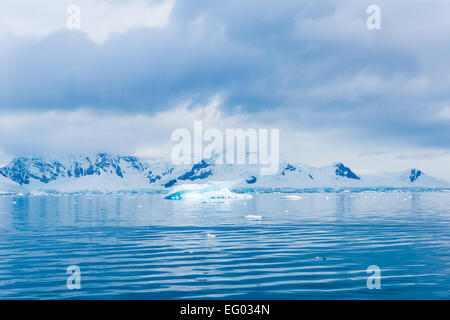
[0,192,449,299]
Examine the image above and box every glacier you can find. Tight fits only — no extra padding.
[0,153,449,195]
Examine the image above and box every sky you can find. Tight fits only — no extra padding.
[0,0,449,180]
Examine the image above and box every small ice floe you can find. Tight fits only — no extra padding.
[245,215,262,220]
[12,201,17,204]
[314,256,327,261]
[206,233,216,239]
[284,209,289,213]
[284,195,303,200]
[137,205,143,208]
[74,201,78,204]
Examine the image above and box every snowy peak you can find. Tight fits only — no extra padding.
[397,168,448,187]
[280,163,313,180]
[0,154,152,186]
[334,163,360,180]
[281,164,297,175]
[0,153,449,194]
[177,160,214,181]
[409,169,422,183]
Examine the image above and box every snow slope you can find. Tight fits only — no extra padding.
[0,174,20,194]
[0,153,448,194]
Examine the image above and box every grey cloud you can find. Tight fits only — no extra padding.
[0,0,449,150]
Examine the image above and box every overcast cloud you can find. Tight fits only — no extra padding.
[0,0,449,179]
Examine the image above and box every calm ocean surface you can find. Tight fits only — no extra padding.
[0,192,449,299]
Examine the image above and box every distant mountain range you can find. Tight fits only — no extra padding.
[0,153,449,194]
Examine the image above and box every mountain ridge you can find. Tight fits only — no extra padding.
[0,153,448,194]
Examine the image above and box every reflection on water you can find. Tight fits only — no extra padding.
[0,192,449,299]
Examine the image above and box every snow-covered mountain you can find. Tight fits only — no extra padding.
[0,153,448,194]
[0,174,20,194]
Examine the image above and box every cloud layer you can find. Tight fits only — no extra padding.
[0,0,449,178]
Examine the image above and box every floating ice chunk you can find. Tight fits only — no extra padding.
[245,215,262,220]
[206,233,216,239]
[12,201,16,204]
[284,195,303,200]
[137,205,143,208]
[315,256,326,261]
[165,181,252,201]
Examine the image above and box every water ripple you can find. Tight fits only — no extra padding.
[0,192,449,299]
